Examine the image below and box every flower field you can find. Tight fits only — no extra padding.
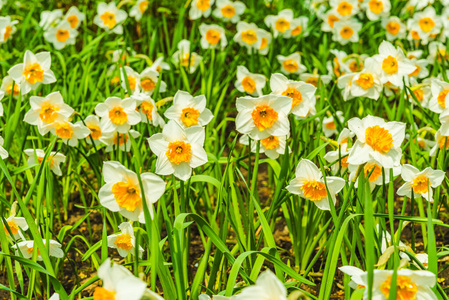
[1,0,449,299]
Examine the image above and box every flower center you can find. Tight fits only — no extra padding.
[141,78,156,92]
[260,38,268,50]
[438,90,449,108]
[282,87,302,108]
[291,25,302,36]
[56,29,69,42]
[261,136,279,149]
[437,50,449,62]
[141,101,154,120]
[241,30,258,45]
[411,30,420,40]
[181,107,200,127]
[340,26,354,39]
[93,287,116,300]
[4,220,19,235]
[100,11,116,29]
[365,125,393,153]
[356,73,374,89]
[380,275,417,300]
[39,103,59,123]
[242,76,256,94]
[341,156,349,168]
[112,181,141,211]
[411,88,423,102]
[364,162,382,182]
[368,0,383,13]
[337,1,353,16]
[166,141,192,164]
[325,121,336,130]
[88,125,102,139]
[67,15,79,28]
[4,25,12,41]
[109,107,128,125]
[439,136,449,149]
[386,21,400,35]
[328,14,339,28]
[419,17,435,33]
[382,55,398,75]
[283,59,299,73]
[114,234,133,250]
[139,0,149,13]
[197,0,210,11]
[221,5,235,18]
[306,77,318,87]
[55,123,74,139]
[251,105,278,131]
[26,247,40,256]
[409,65,420,77]
[37,155,55,168]
[127,76,137,90]
[23,62,44,85]
[181,53,193,67]
[301,180,327,201]
[6,83,20,96]
[205,29,221,45]
[412,175,429,194]
[275,18,290,33]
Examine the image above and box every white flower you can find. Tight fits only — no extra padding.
[236,270,287,300]
[372,41,416,86]
[257,29,272,55]
[428,41,449,64]
[233,22,263,53]
[300,73,332,88]
[364,0,390,21]
[64,6,85,29]
[165,90,213,128]
[148,120,208,181]
[77,115,103,145]
[130,0,149,21]
[330,0,359,18]
[172,40,203,74]
[8,50,57,95]
[0,75,20,98]
[189,0,215,20]
[290,17,308,37]
[149,56,170,73]
[0,16,19,43]
[44,20,78,50]
[235,66,266,96]
[99,130,140,152]
[212,0,245,23]
[286,159,345,211]
[239,134,288,160]
[428,78,449,114]
[107,222,144,257]
[49,293,59,300]
[332,18,361,45]
[99,161,166,222]
[139,68,167,96]
[347,115,405,168]
[269,73,316,118]
[134,94,165,127]
[323,128,353,174]
[93,258,147,300]
[95,96,141,133]
[0,136,7,159]
[235,94,291,140]
[3,213,28,239]
[413,6,441,38]
[39,9,63,30]
[321,9,341,33]
[199,23,227,50]
[397,164,444,202]
[382,16,406,41]
[42,121,90,147]
[24,149,66,176]
[348,159,400,190]
[337,73,356,101]
[339,266,365,289]
[430,129,449,157]
[276,53,307,75]
[350,57,383,100]
[93,2,128,34]
[120,66,141,94]
[12,239,63,261]
[264,9,294,38]
[323,111,344,137]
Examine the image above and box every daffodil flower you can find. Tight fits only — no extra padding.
[107,222,143,257]
[235,270,287,300]
[130,0,149,21]
[199,23,227,50]
[12,239,64,261]
[0,16,19,43]
[94,2,127,34]
[212,0,245,23]
[44,20,78,50]
[64,6,85,30]
[189,0,215,20]
[95,96,141,133]
[24,149,66,176]
[276,53,307,75]
[235,66,266,97]
[397,164,445,202]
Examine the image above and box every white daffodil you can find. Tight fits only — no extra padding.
[348,159,400,190]
[77,115,103,145]
[93,258,148,300]
[95,96,141,133]
[350,57,383,100]
[347,115,405,168]
[235,66,267,96]
[330,0,359,18]
[290,17,308,37]
[407,78,430,108]
[428,78,449,113]
[233,22,263,53]
[212,0,245,23]
[359,269,437,300]
[99,161,166,222]
[382,16,406,41]
[286,159,345,211]
[300,73,332,87]
[24,91,74,135]
[323,128,354,174]
[332,18,362,45]
[49,293,59,300]
[8,50,57,95]
[339,266,365,289]
[322,111,344,137]
[199,23,227,50]
[264,9,294,38]
[107,222,144,257]
[236,270,287,300]
[257,29,272,55]
[0,136,8,159]
[44,20,78,50]
[99,130,140,152]
[364,0,390,21]
[407,52,430,79]
[277,52,307,75]
[239,134,288,160]
[148,56,170,73]
[42,121,90,147]
[94,2,128,34]
[0,16,19,43]
[172,40,203,74]
[148,120,208,181]
[1,75,21,98]
[139,68,167,95]
[413,6,441,39]
[428,41,449,64]
[337,73,356,101]
[397,164,444,202]
[24,149,66,176]
[120,66,140,94]
[235,94,291,140]
[3,213,28,240]
[321,9,341,33]
[270,73,316,118]
[39,9,63,30]
[130,0,149,21]
[12,239,63,261]
[165,90,213,128]
[133,94,165,127]
[430,129,449,157]
[64,6,85,29]
[189,0,215,20]
[372,40,416,86]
